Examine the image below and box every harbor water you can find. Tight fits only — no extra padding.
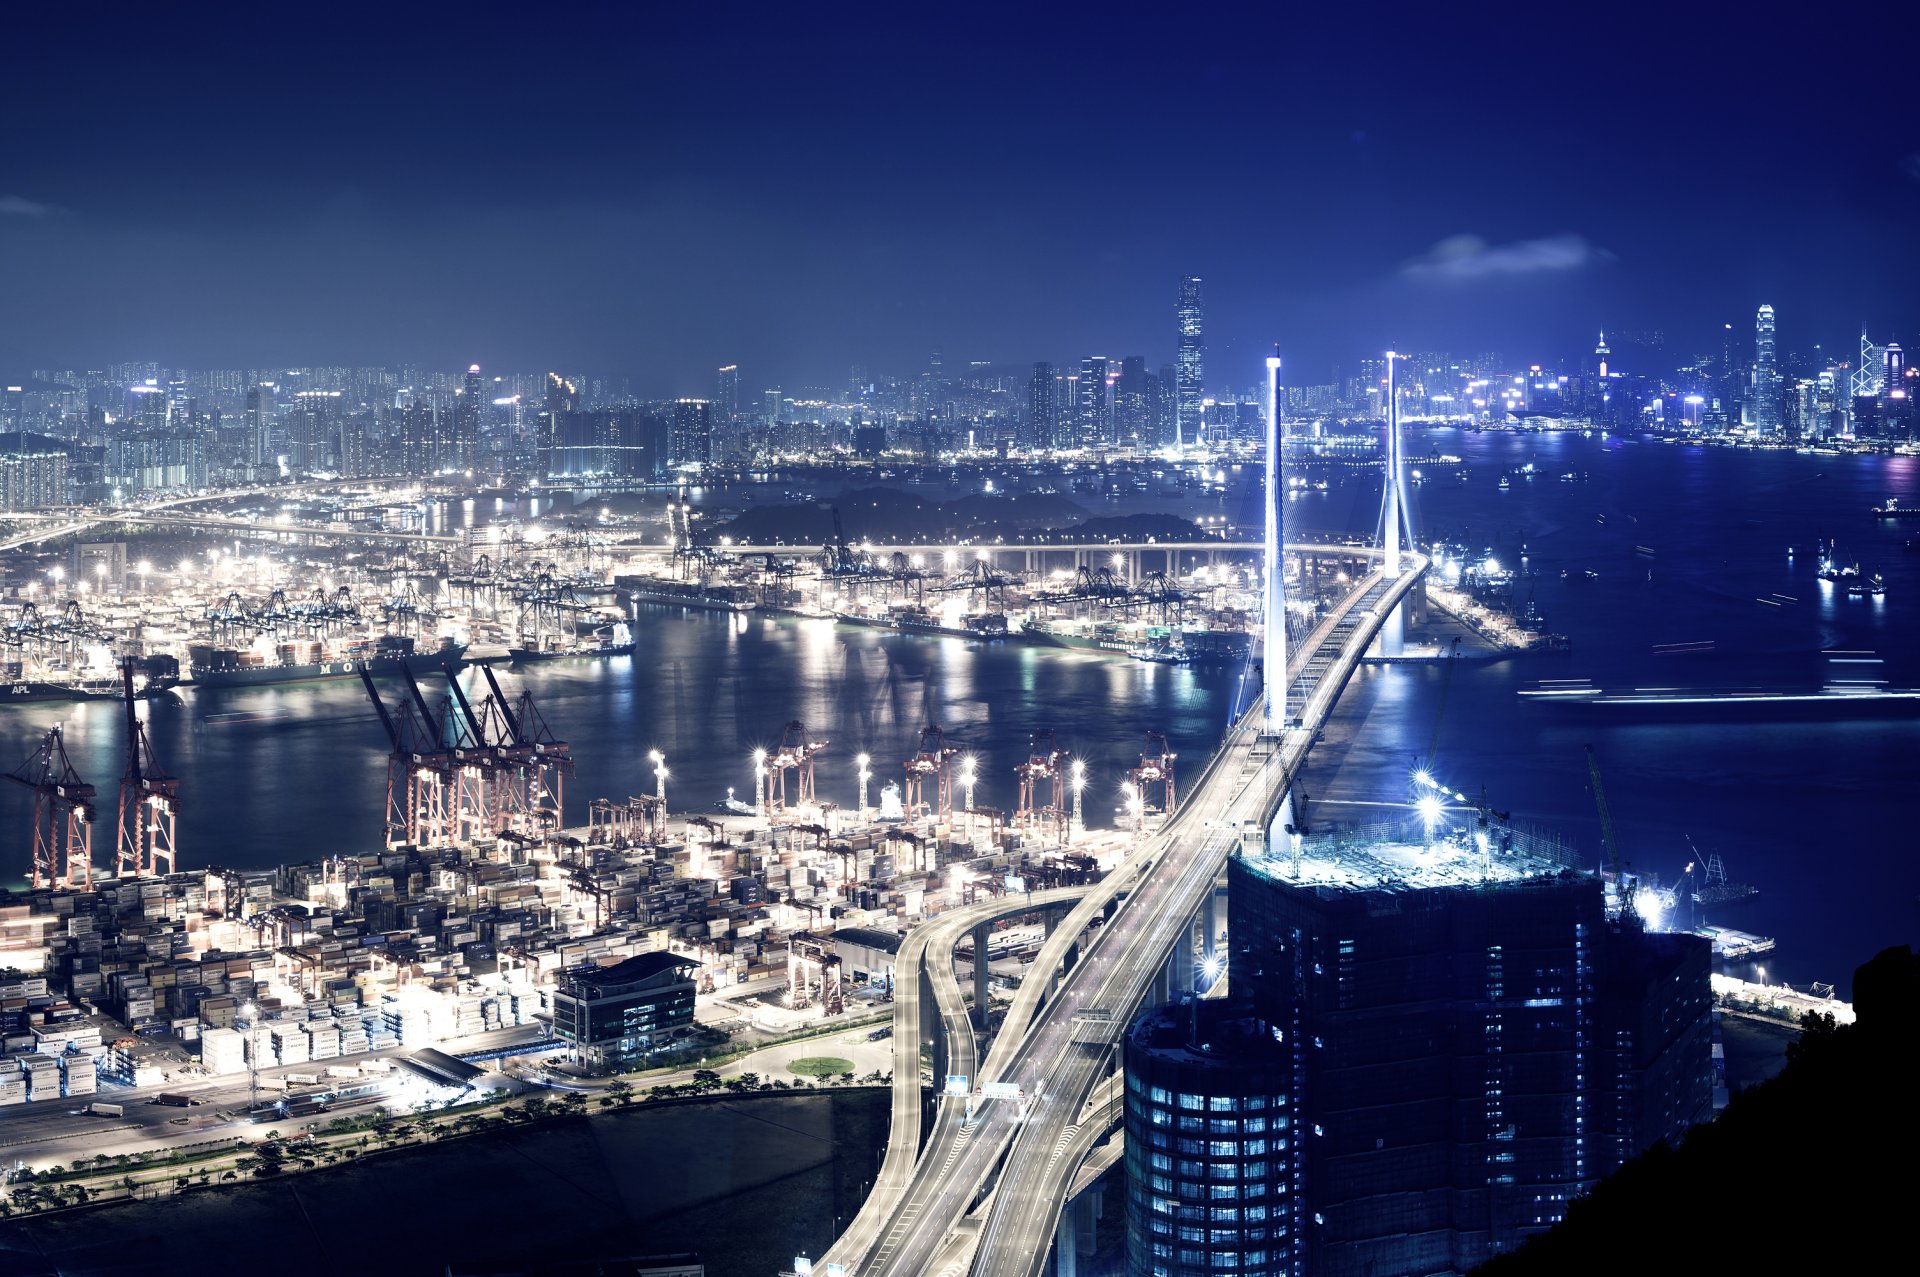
[2,430,1916,997]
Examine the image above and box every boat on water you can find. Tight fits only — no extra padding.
[188,635,465,688]
[1871,496,1920,520]
[839,606,1008,640]
[621,578,758,612]
[1518,678,1920,715]
[0,654,180,703]
[510,622,636,662]
[1692,852,1758,907]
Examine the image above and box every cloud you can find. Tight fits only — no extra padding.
[0,195,55,217]
[1400,232,1611,282]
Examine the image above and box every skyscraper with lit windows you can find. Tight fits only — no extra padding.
[1176,276,1204,444]
[1752,305,1780,433]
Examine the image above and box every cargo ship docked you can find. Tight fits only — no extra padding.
[838,605,1008,640]
[188,635,466,688]
[0,654,180,703]
[510,623,636,662]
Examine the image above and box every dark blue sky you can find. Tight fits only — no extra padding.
[2,2,1915,393]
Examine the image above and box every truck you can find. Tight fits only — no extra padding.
[153,1092,194,1107]
[284,1072,320,1086]
[86,1102,124,1118]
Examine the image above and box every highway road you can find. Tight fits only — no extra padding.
[824,556,1427,1276]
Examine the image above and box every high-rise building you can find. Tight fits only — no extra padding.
[1751,305,1780,433]
[1125,999,1295,1277]
[1028,362,1058,449]
[1078,356,1113,446]
[1116,356,1150,445]
[454,363,484,469]
[1227,828,1713,1275]
[668,399,712,467]
[716,364,740,455]
[1176,276,1204,444]
[244,382,276,467]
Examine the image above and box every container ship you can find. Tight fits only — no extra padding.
[1870,496,1920,520]
[510,622,637,662]
[188,635,465,688]
[838,605,1008,640]
[0,654,180,703]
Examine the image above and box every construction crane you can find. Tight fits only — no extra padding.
[1585,744,1636,923]
[7,725,96,889]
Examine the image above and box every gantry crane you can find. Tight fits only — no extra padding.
[7,724,96,889]
[1129,731,1178,816]
[903,724,960,823]
[115,658,179,878]
[766,720,828,817]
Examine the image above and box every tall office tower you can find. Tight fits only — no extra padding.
[1078,356,1113,446]
[1228,835,1713,1276]
[1752,305,1780,433]
[1155,364,1178,444]
[715,364,740,452]
[453,363,483,469]
[1124,999,1294,1277]
[1594,330,1610,379]
[764,387,783,430]
[668,399,712,466]
[1,385,24,437]
[1028,362,1058,449]
[1176,276,1204,444]
[244,383,275,467]
[1116,355,1150,444]
[539,373,579,477]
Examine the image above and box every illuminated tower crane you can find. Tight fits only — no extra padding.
[7,724,96,889]
[115,658,179,878]
[765,720,828,819]
[902,723,959,823]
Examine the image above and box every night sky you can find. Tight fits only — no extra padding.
[2,2,1915,391]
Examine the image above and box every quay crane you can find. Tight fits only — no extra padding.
[114,657,179,878]
[903,724,960,823]
[7,724,96,889]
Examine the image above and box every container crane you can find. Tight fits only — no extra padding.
[7,724,96,889]
[115,658,179,878]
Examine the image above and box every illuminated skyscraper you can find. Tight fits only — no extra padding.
[1028,362,1058,449]
[1751,305,1780,433]
[454,363,484,468]
[1079,355,1113,446]
[1176,276,1204,444]
[715,364,739,454]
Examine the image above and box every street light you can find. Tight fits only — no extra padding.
[753,748,768,820]
[649,750,667,813]
[856,753,871,821]
[1069,759,1086,840]
[959,756,977,835]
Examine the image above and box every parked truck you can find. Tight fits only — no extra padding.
[86,1102,124,1118]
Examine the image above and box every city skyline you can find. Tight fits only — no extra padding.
[2,5,1915,391]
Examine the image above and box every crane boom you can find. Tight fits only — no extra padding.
[1586,744,1637,920]
[1585,745,1621,875]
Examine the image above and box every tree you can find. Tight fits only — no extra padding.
[691,1068,723,1091]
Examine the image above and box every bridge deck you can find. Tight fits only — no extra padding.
[823,557,1428,1276]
